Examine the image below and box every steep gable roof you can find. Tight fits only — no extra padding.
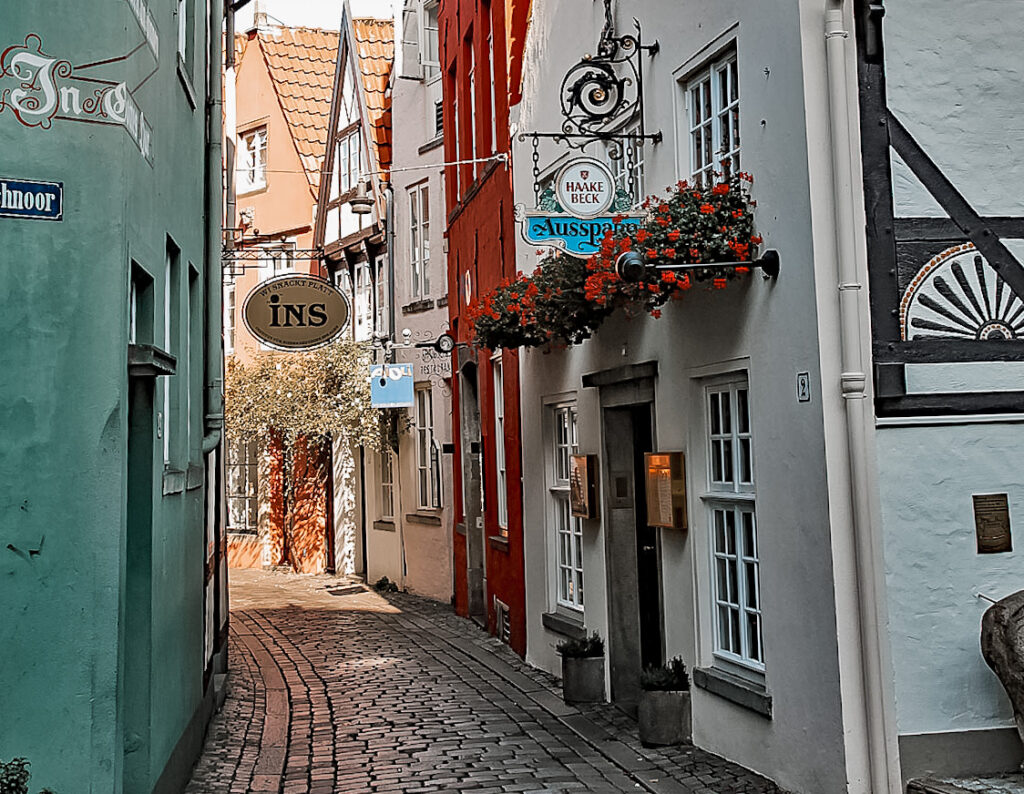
[351,18,394,177]
[257,26,340,196]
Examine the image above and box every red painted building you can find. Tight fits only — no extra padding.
[441,0,531,654]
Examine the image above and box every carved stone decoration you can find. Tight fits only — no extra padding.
[981,589,1024,764]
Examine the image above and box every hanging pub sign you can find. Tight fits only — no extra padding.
[242,274,349,351]
[370,363,414,408]
[516,156,641,259]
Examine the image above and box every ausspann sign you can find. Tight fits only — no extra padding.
[242,275,350,351]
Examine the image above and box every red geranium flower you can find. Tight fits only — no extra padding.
[667,230,681,241]
[700,204,715,214]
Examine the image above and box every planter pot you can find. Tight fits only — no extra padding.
[638,689,691,747]
[561,655,605,704]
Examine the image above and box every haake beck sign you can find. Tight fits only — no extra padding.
[243,275,350,351]
[0,178,62,221]
[555,157,614,217]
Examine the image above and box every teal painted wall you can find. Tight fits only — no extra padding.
[0,1,215,791]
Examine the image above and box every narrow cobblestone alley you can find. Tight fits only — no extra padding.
[186,571,784,794]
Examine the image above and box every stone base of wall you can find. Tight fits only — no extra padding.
[900,727,1023,786]
[227,533,263,569]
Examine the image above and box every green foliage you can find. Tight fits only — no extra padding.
[555,631,604,658]
[640,656,690,691]
[224,341,382,451]
[0,758,54,794]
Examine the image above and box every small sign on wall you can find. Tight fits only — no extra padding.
[569,454,598,519]
[0,177,62,221]
[645,452,687,530]
[973,493,1012,554]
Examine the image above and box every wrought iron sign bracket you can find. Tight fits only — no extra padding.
[616,250,781,282]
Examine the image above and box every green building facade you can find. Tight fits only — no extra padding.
[0,1,227,791]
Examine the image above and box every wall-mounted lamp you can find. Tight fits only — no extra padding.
[616,248,781,282]
[349,180,374,215]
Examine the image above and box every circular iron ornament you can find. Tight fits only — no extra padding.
[242,274,350,351]
[555,157,617,218]
[560,61,624,124]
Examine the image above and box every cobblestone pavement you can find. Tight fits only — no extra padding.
[186,569,785,794]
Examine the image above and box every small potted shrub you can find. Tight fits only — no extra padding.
[638,657,691,746]
[555,632,605,704]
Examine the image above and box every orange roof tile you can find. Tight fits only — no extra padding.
[351,18,394,177]
[258,26,340,196]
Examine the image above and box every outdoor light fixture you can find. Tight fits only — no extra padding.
[615,249,781,281]
[349,180,374,215]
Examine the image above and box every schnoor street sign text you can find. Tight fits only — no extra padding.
[242,274,349,351]
[0,177,62,221]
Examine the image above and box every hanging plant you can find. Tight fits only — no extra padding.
[466,172,761,348]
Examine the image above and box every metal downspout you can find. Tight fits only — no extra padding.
[204,0,225,454]
[825,2,900,790]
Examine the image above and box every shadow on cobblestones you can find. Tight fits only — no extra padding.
[186,570,785,794]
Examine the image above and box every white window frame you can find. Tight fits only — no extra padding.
[238,126,267,193]
[224,283,235,355]
[704,376,762,672]
[421,1,440,81]
[226,437,259,533]
[354,261,373,341]
[415,385,438,509]
[492,355,508,532]
[468,44,478,179]
[408,182,430,299]
[487,11,497,154]
[337,126,362,194]
[260,240,295,279]
[380,448,395,521]
[686,52,739,185]
[550,403,583,613]
[607,126,645,208]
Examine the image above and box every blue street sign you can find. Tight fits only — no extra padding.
[520,212,642,258]
[0,177,63,221]
[370,363,414,408]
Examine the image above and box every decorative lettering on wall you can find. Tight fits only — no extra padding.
[0,34,154,163]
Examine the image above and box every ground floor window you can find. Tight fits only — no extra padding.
[380,449,395,521]
[227,437,259,533]
[710,502,761,665]
[551,404,583,612]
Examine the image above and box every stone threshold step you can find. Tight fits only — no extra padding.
[909,775,1024,794]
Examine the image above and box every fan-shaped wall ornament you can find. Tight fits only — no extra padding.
[900,243,1024,341]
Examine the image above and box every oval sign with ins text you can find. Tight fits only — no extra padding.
[242,275,350,351]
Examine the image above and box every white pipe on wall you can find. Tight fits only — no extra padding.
[824,1,901,791]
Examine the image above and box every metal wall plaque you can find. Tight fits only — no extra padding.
[973,493,1012,554]
[242,274,349,351]
[645,452,687,530]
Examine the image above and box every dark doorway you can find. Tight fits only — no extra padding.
[460,363,486,626]
[603,402,663,716]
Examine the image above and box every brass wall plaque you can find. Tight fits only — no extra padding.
[973,493,1012,554]
[242,274,349,351]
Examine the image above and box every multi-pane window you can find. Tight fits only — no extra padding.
[380,449,395,521]
[551,405,583,611]
[421,2,440,80]
[337,128,362,193]
[687,53,739,185]
[493,356,508,533]
[468,44,478,179]
[261,242,295,278]
[177,0,194,73]
[415,386,438,508]
[239,126,267,192]
[226,438,259,533]
[608,130,645,207]
[354,262,372,341]
[706,379,761,669]
[487,18,497,153]
[409,183,431,298]
[224,284,235,355]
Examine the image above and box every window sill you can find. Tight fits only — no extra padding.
[402,298,435,315]
[186,463,204,491]
[437,294,448,308]
[128,344,176,378]
[405,512,441,527]
[176,56,197,110]
[373,520,396,532]
[541,611,585,640]
[236,184,268,198]
[455,521,467,536]
[693,666,772,719]
[162,467,186,496]
[418,135,444,155]
[488,534,509,552]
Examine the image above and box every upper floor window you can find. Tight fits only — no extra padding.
[416,386,439,509]
[705,376,762,671]
[338,127,362,194]
[261,242,295,278]
[354,261,373,341]
[493,355,508,533]
[422,2,440,80]
[224,283,236,355]
[686,53,739,185]
[409,183,431,298]
[239,126,267,193]
[177,0,194,76]
[607,129,645,208]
